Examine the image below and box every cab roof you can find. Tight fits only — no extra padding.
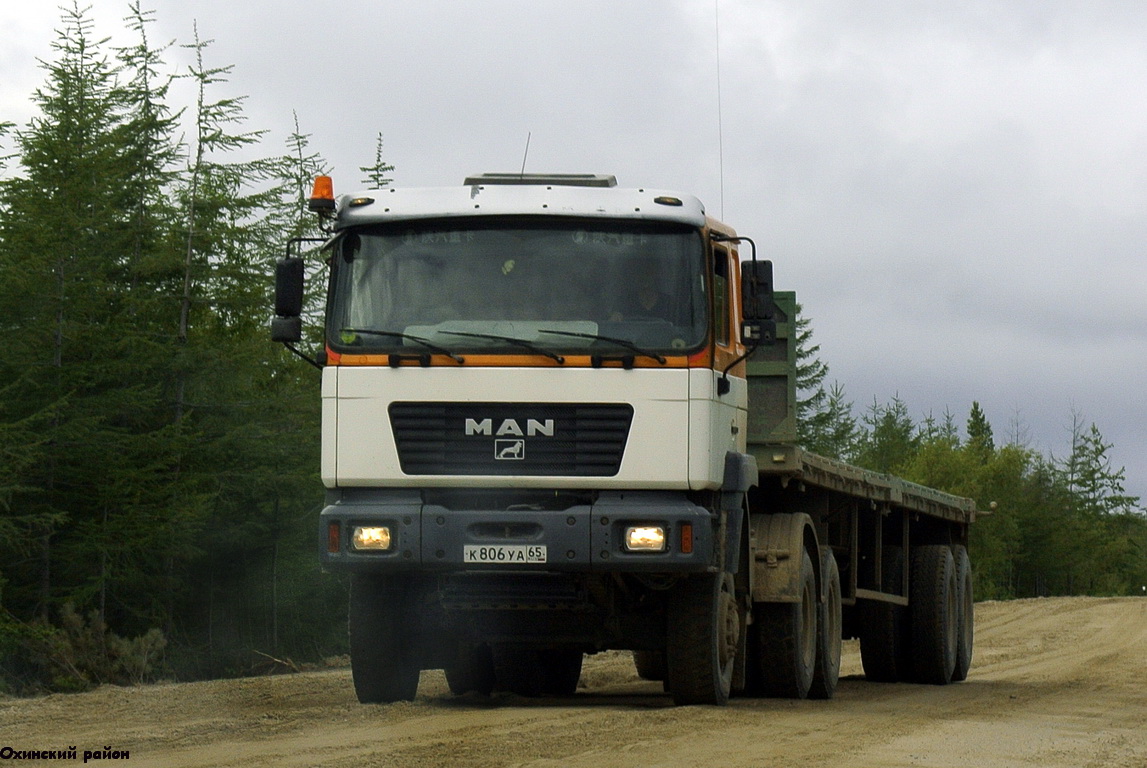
[333,174,708,229]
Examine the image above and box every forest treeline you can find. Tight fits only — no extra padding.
[1,4,1144,694]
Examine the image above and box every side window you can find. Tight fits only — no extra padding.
[713,246,729,346]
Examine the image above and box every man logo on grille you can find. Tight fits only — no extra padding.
[465,418,555,437]
[495,439,525,460]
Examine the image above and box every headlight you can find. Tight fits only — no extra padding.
[351,525,392,551]
[624,525,666,552]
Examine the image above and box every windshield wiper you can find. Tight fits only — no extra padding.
[340,328,465,364]
[537,329,666,365]
[439,331,565,364]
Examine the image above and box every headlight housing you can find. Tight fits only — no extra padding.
[351,525,393,551]
[624,525,667,552]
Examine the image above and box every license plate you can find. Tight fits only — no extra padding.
[463,544,547,564]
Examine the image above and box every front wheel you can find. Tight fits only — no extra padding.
[349,574,420,703]
[666,572,739,705]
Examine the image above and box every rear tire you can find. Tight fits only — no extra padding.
[666,572,739,705]
[349,574,420,703]
[444,643,495,696]
[633,650,667,681]
[809,549,842,699]
[858,546,910,682]
[952,545,974,682]
[756,549,817,699]
[539,649,583,695]
[492,645,545,697]
[909,544,958,685]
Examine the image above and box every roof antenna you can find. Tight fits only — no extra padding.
[715,0,725,219]
[520,131,532,177]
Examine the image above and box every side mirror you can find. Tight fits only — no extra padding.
[740,259,776,346]
[272,257,305,343]
[275,257,305,317]
[271,316,302,343]
[741,259,773,319]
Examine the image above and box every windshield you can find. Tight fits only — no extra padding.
[327,219,707,356]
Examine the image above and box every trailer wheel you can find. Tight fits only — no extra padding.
[809,549,842,699]
[910,544,958,685]
[666,572,738,705]
[349,574,420,703]
[633,650,667,681]
[952,545,974,682]
[539,649,583,696]
[858,546,909,682]
[444,643,495,696]
[756,549,817,699]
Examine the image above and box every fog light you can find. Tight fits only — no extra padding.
[352,526,392,551]
[624,526,666,552]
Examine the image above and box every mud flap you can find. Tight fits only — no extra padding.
[750,512,818,603]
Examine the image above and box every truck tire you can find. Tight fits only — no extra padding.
[858,546,909,682]
[539,649,583,695]
[492,645,545,697]
[952,545,974,682]
[809,549,842,699]
[909,544,958,685]
[349,574,420,703]
[666,572,739,705]
[755,549,817,699]
[633,650,667,681]
[444,643,495,696]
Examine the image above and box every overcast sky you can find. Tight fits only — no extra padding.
[3,1,1145,504]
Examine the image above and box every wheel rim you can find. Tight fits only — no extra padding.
[719,581,739,669]
[962,572,974,649]
[827,576,841,665]
[800,576,817,670]
[946,568,959,653]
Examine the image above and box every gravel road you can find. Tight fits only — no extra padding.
[3,596,1145,767]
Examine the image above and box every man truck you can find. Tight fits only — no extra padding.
[272,173,977,706]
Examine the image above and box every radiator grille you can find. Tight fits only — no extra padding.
[388,402,632,476]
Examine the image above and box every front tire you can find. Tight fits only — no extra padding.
[666,572,739,705]
[349,574,421,703]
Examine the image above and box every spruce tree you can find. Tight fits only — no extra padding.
[359,131,395,189]
[0,1,143,621]
[966,401,995,462]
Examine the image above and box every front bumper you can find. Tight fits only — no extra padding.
[319,488,715,573]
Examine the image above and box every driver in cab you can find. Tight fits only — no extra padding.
[610,257,672,322]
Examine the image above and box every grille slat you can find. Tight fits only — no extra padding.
[389,402,632,476]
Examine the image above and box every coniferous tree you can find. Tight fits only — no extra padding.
[0,1,145,621]
[359,132,395,189]
[793,306,861,460]
[854,396,918,473]
[966,401,995,462]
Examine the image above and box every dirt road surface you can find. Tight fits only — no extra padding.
[3,596,1146,767]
